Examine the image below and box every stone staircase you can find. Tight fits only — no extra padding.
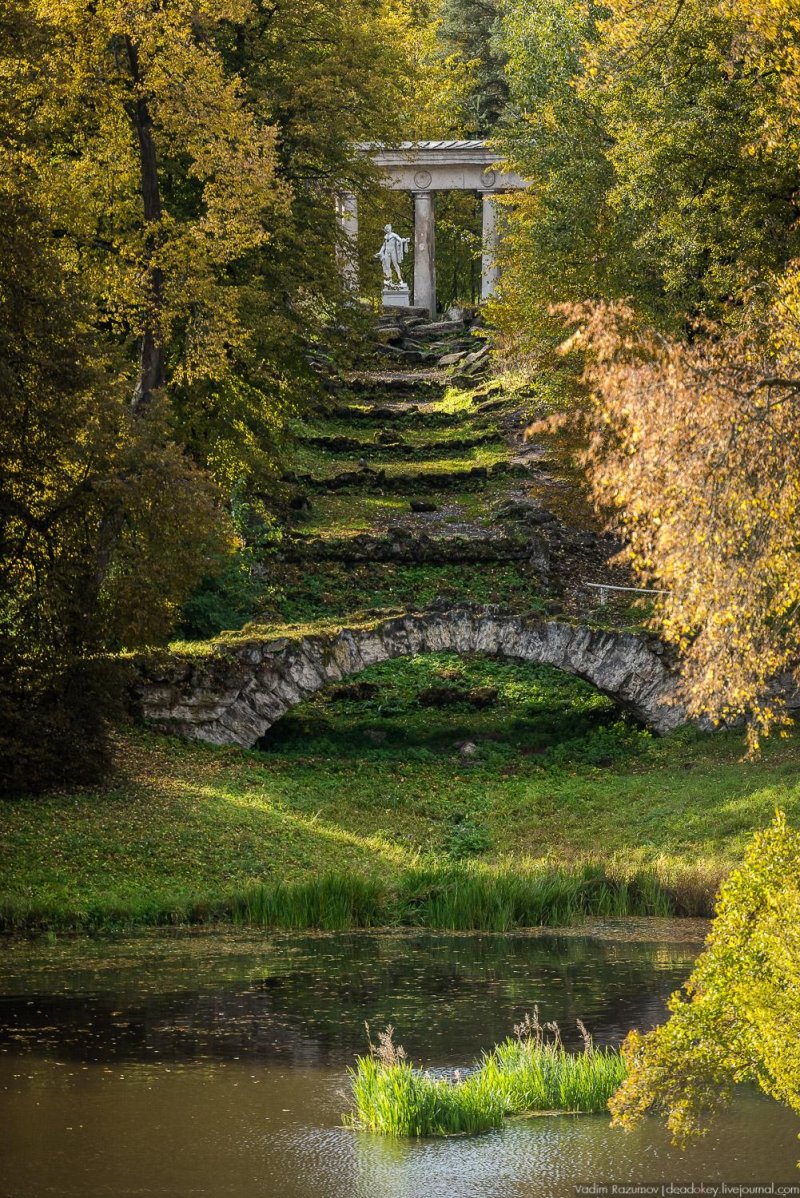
[267,312,631,624]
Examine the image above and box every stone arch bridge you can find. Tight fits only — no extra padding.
[136,607,685,746]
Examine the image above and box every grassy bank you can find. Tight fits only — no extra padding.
[2,655,800,932]
[0,863,683,935]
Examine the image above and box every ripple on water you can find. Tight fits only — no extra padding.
[1,924,798,1198]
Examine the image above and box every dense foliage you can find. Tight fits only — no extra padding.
[610,811,800,1140]
[439,0,508,135]
[495,0,800,733]
[0,0,438,790]
[559,302,800,745]
[496,0,800,351]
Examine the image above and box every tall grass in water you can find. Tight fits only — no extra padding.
[399,862,675,930]
[229,862,679,935]
[346,1014,626,1137]
[231,873,384,930]
[1,860,712,933]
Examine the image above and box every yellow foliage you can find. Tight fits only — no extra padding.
[28,0,288,392]
[560,299,800,745]
[610,813,800,1145]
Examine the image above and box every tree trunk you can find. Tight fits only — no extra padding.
[83,36,168,621]
[125,35,165,413]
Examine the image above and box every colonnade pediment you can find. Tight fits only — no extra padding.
[358,140,529,193]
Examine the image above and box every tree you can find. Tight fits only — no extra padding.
[493,0,800,359]
[493,0,800,736]
[0,1,234,788]
[0,136,223,791]
[586,0,800,321]
[610,811,800,1143]
[439,0,509,135]
[490,0,626,372]
[558,299,800,744]
[1,0,461,787]
[33,0,287,409]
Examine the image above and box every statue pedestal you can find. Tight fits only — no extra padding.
[382,282,410,309]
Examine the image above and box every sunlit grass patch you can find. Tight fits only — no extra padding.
[346,1018,626,1136]
[3,674,799,935]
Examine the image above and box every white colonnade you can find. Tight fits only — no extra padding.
[337,141,528,317]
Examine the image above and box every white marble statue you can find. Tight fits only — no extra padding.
[375,224,409,286]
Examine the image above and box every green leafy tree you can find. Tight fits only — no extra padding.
[439,0,509,134]
[0,136,221,791]
[0,1,236,788]
[610,811,800,1145]
[494,0,800,362]
[490,0,622,371]
[588,0,800,320]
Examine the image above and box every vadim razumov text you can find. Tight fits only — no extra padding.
[574,1185,800,1197]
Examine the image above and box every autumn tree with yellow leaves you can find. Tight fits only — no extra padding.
[609,812,800,1142]
[496,0,800,738]
[0,0,445,788]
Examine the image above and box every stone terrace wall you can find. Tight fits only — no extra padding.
[135,608,686,747]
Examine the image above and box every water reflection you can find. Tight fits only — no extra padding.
[1,923,798,1197]
[0,923,707,1066]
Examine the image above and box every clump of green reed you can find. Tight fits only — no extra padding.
[211,861,681,934]
[230,873,385,930]
[346,1010,626,1137]
[396,861,675,931]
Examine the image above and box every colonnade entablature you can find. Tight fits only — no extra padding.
[336,140,530,318]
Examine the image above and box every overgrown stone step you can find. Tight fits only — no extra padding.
[377,306,430,322]
[344,373,445,395]
[286,461,536,493]
[277,528,539,564]
[373,345,439,366]
[414,319,471,338]
[298,431,499,456]
[372,333,477,354]
[333,405,463,427]
[375,318,468,340]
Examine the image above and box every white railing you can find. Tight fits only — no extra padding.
[585,582,670,606]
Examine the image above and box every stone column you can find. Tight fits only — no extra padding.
[335,192,359,294]
[480,191,501,300]
[413,190,436,318]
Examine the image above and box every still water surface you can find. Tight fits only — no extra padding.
[1,921,797,1197]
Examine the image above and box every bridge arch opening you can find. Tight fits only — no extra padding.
[256,651,650,767]
[139,608,685,747]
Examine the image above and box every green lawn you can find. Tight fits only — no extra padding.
[2,655,798,931]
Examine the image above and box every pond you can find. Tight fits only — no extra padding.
[1,921,797,1197]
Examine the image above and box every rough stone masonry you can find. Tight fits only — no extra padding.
[135,606,686,747]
